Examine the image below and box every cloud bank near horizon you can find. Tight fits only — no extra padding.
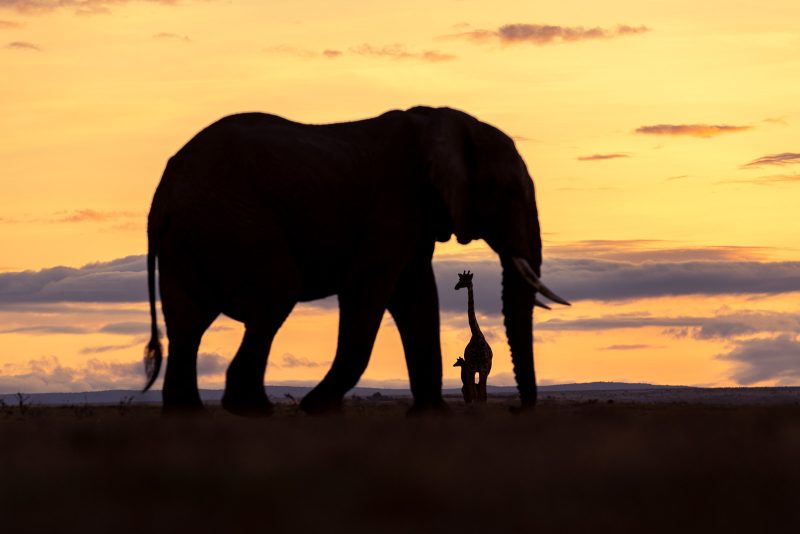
[0,352,225,394]
[720,335,800,386]
[2,254,799,311]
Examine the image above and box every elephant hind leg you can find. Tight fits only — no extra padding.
[222,307,293,417]
[162,305,219,414]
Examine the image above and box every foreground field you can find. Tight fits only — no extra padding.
[1,398,799,533]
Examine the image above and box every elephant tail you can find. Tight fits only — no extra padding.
[142,227,163,393]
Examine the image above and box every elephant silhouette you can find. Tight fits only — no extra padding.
[142,106,569,416]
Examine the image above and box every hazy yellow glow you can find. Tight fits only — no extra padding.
[1,0,799,391]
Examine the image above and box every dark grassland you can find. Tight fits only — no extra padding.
[1,397,798,533]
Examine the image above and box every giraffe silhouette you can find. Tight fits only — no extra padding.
[454,270,493,403]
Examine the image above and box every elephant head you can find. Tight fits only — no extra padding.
[413,106,570,407]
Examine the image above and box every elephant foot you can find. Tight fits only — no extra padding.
[221,391,274,418]
[299,391,343,416]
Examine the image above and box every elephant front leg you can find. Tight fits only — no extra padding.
[387,261,448,415]
[299,285,390,415]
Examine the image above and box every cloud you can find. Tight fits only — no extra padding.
[0,19,21,28]
[0,321,149,336]
[546,240,774,262]
[0,302,144,314]
[577,153,629,161]
[3,252,799,312]
[538,312,800,386]
[763,117,788,126]
[741,152,800,168]
[537,311,800,340]
[196,352,228,376]
[0,255,147,305]
[350,43,455,62]
[434,258,800,313]
[0,209,140,224]
[0,351,230,394]
[0,355,143,394]
[719,335,800,385]
[263,45,343,59]
[447,23,649,45]
[153,32,190,42]
[56,209,138,223]
[97,321,150,335]
[0,325,89,334]
[545,258,800,303]
[722,173,800,186]
[276,353,321,368]
[635,124,751,138]
[6,40,40,51]
[79,342,138,355]
[0,0,179,16]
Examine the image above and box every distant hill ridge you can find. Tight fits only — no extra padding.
[1,382,688,406]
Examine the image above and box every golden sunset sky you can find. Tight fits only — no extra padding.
[1,0,799,393]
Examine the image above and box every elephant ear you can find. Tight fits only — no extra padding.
[420,108,478,245]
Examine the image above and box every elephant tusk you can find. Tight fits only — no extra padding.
[512,257,571,306]
[533,297,551,310]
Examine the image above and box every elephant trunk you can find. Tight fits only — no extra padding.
[500,255,537,406]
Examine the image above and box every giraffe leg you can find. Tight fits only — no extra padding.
[300,282,392,415]
[461,371,473,404]
[387,259,447,414]
[478,371,488,403]
[222,304,293,417]
[468,371,479,403]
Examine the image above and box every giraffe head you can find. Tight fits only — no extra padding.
[453,357,466,367]
[454,270,473,290]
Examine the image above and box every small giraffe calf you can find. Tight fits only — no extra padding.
[453,357,475,403]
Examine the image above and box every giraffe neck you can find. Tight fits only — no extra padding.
[467,285,482,337]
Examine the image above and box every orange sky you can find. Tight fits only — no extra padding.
[1,0,799,393]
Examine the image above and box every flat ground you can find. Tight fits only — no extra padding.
[1,397,798,533]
